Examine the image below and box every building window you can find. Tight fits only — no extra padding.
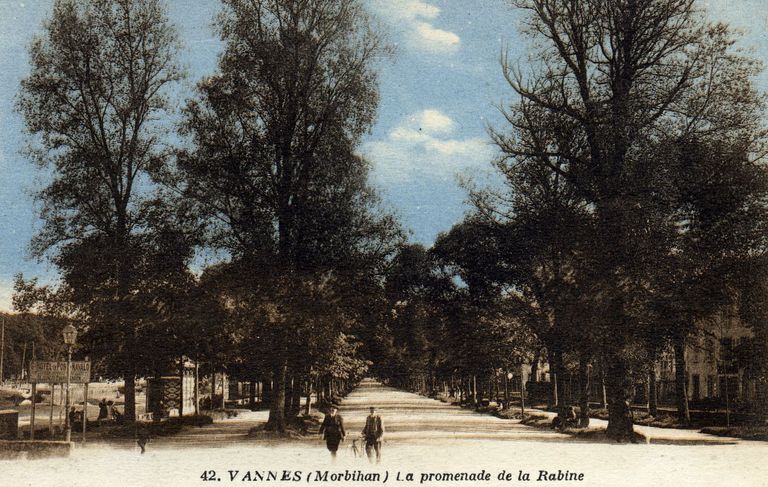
[707,375,715,398]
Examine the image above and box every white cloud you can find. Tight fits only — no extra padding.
[414,22,460,52]
[362,109,495,182]
[424,137,487,156]
[416,109,455,133]
[370,0,460,54]
[390,126,431,144]
[397,0,440,20]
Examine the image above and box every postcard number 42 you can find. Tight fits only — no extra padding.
[200,470,220,481]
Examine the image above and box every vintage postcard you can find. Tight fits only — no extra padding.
[2,0,768,486]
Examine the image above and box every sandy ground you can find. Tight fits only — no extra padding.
[3,380,768,487]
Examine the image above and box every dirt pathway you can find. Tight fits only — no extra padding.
[4,379,768,487]
[338,379,567,444]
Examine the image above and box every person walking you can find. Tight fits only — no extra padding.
[98,398,109,426]
[108,400,123,423]
[136,422,151,454]
[68,407,79,431]
[362,406,384,464]
[319,405,345,461]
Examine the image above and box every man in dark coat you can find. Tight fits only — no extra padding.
[98,398,109,426]
[68,407,78,431]
[362,406,384,463]
[319,405,345,460]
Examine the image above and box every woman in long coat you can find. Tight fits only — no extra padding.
[319,405,345,459]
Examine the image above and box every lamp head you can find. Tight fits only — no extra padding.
[62,324,77,346]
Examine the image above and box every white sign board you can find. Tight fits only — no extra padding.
[29,360,91,384]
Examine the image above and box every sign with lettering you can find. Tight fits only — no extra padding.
[29,361,91,384]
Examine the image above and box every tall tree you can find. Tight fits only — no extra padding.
[649,21,768,421]
[497,0,767,440]
[462,152,600,417]
[177,0,393,431]
[17,0,183,420]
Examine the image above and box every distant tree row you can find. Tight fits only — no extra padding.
[0,307,71,383]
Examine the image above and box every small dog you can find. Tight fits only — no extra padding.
[350,438,360,457]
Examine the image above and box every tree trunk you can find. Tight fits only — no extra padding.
[285,376,294,417]
[194,361,200,415]
[289,376,302,417]
[599,362,607,409]
[304,381,311,416]
[179,357,187,416]
[504,371,510,407]
[755,329,768,423]
[267,361,287,432]
[648,366,658,417]
[249,381,256,410]
[578,354,590,427]
[211,370,217,410]
[604,356,635,442]
[284,377,291,415]
[520,363,526,416]
[674,334,690,424]
[124,374,136,422]
[554,351,567,412]
[222,378,227,411]
[548,348,558,410]
[464,377,470,403]
[263,379,272,408]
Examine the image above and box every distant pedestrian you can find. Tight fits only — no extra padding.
[98,398,109,425]
[68,407,78,430]
[108,400,122,423]
[362,406,384,463]
[136,423,151,454]
[319,405,345,461]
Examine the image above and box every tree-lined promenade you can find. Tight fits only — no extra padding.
[8,0,768,442]
[5,380,768,487]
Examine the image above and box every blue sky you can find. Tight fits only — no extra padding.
[1,0,768,311]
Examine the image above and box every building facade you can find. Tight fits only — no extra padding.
[655,313,756,408]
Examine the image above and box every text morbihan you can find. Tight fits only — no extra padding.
[313,470,381,482]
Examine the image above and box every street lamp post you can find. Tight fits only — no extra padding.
[62,324,77,442]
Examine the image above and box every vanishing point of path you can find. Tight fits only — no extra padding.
[338,379,566,444]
